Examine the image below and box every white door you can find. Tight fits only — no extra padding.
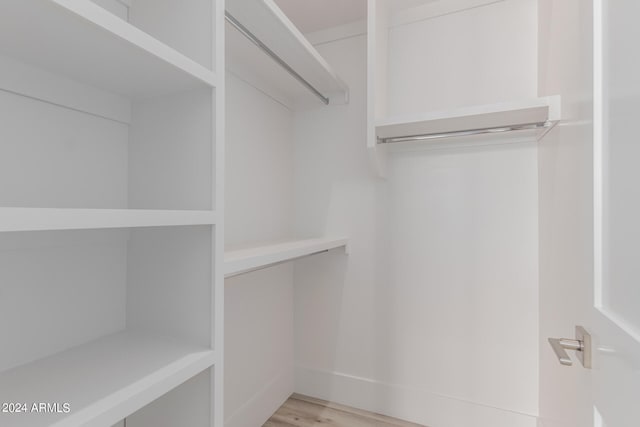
[591,0,640,424]
[538,1,640,426]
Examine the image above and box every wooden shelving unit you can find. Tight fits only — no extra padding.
[225,237,349,278]
[0,0,225,426]
[225,0,348,109]
[0,332,216,427]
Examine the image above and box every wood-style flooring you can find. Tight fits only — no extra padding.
[263,394,427,427]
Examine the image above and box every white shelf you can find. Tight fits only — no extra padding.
[0,208,217,232]
[376,96,561,145]
[226,0,348,109]
[0,331,216,427]
[225,237,349,278]
[0,0,217,99]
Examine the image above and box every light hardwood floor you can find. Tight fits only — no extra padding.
[263,394,427,427]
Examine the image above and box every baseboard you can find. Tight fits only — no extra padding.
[295,366,538,427]
[225,369,293,427]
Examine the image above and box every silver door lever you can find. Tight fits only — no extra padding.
[548,326,591,369]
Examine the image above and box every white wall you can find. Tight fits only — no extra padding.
[537,1,594,426]
[387,0,538,116]
[225,75,295,248]
[224,74,295,427]
[293,2,540,426]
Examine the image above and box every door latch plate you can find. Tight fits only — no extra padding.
[576,325,592,369]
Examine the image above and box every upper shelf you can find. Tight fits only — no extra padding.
[376,96,562,146]
[225,237,349,278]
[0,331,215,427]
[0,0,217,99]
[225,0,349,109]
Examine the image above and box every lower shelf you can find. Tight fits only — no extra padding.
[225,237,349,278]
[0,332,216,427]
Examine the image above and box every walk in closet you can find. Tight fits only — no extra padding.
[225,1,556,427]
[3,1,627,427]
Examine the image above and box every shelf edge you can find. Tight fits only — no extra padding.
[55,348,216,427]
[0,208,217,233]
[224,237,349,278]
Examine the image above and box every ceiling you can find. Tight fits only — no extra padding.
[273,0,366,34]
[273,0,439,34]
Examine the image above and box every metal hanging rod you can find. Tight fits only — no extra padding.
[225,11,330,105]
[378,121,553,144]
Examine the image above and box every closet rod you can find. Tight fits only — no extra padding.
[225,249,329,278]
[225,11,330,105]
[378,121,553,144]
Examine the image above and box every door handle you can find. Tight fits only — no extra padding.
[548,338,582,365]
[548,326,592,369]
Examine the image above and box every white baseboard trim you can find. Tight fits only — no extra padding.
[225,368,293,427]
[295,365,538,427]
